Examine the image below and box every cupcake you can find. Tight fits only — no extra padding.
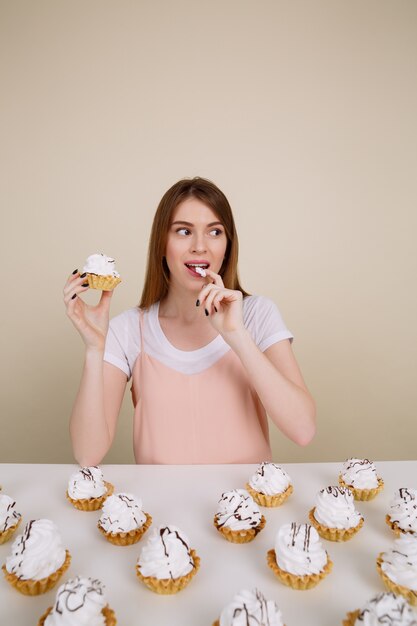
[343,591,417,625]
[246,462,293,507]
[213,588,285,626]
[267,522,332,590]
[38,576,117,625]
[66,466,114,511]
[386,488,417,537]
[214,489,266,543]
[136,525,200,594]
[2,519,71,595]
[98,492,152,545]
[376,533,417,606]
[0,494,22,544]
[83,253,121,291]
[339,458,384,501]
[308,486,364,541]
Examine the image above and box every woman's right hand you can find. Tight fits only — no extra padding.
[63,270,113,351]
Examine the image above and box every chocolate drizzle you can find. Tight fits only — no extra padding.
[158,526,194,580]
[54,577,104,614]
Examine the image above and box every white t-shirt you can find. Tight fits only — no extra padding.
[104,295,293,380]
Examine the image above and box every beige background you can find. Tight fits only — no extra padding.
[1,1,416,464]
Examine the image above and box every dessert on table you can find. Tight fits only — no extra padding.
[386,488,417,537]
[376,533,417,606]
[308,485,364,541]
[267,522,332,590]
[82,253,121,291]
[136,524,200,594]
[98,492,152,545]
[66,466,114,511]
[342,591,417,625]
[213,588,285,626]
[339,458,384,501]
[246,461,293,507]
[37,576,117,626]
[0,493,22,544]
[214,488,266,543]
[2,519,71,595]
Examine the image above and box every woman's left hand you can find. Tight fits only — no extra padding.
[196,269,245,337]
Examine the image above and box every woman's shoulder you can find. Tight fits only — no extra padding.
[242,294,278,317]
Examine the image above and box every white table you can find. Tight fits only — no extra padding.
[1,461,416,625]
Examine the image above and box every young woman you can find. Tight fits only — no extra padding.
[64,177,315,465]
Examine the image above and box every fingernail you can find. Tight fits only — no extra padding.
[72,269,78,275]
[81,282,88,287]
[80,272,87,278]
[214,306,218,313]
[205,308,209,316]
[196,299,200,307]
[71,294,77,300]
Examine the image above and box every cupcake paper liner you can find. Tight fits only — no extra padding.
[308,508,364,542]
[135,549,200,594]
[385,514,416,537]
[338,476,384,501]
[66,481,114,511]
[266,548,333,590]
[342,610,360,626]
[0,517,22,545]
[98,512,152,545]
[213,515,266,543]
[245,483,293,508]
[2,549,71,596]
[87,274,121,291]
[38,603,117,625]
[376,553,417,606]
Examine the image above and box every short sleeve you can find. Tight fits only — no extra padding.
[103,308,141,379]
[242,295,294,352]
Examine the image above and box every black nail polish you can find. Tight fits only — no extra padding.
[205,308,209,316]
[196,299,200,307]
[81,282,88,287]
[214,306,218,313]
[80,272,87,278]
[72,269,78,275]
[71,294,77,300]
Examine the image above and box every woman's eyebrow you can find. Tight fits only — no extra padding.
[171,220,223,227]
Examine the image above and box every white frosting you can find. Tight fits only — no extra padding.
[215,489,262,531]
[98,492,146,533]
[274,522,328,576]
[5,519,66,581]
[313,486,363,529]
[0,494,21,532]
[341,458,379,489]
[353,591,417,625]
[68,466,107,499]
[249,462,291,496]
[83,253,120,277]
[44,577,107,626]
[219,588,284,626]
[194,266,206,277]
[381,533,417,589]
[137,525,195,579]
[388,488,417,534]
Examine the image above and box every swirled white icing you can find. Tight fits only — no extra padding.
[98,492,146,533]
[274,522,328,576]
[44,576,107,626]
[67,466,107,500]
[219,588,284,626]
[341,458,379,489]
[313,486,363,529]
[388,488,417,534]
[5,519,66,581]
[353,591,417,625]
[137,525,195,579]
[0,494,21,532]
[248,462,291,496]
[215,489,262,531]
[83,254,119,277]
[380,533,417,589]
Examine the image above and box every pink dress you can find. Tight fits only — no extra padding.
[130,311,272,464]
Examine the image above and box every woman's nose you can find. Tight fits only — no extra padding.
[190,234,206,253]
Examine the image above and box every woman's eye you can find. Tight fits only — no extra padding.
[209,228,223,236]
[176,228,191,236]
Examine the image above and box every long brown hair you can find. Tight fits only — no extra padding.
[139,177,249,309]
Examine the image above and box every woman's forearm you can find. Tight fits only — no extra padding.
[224,329,316,446]
[69,349,112,466]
